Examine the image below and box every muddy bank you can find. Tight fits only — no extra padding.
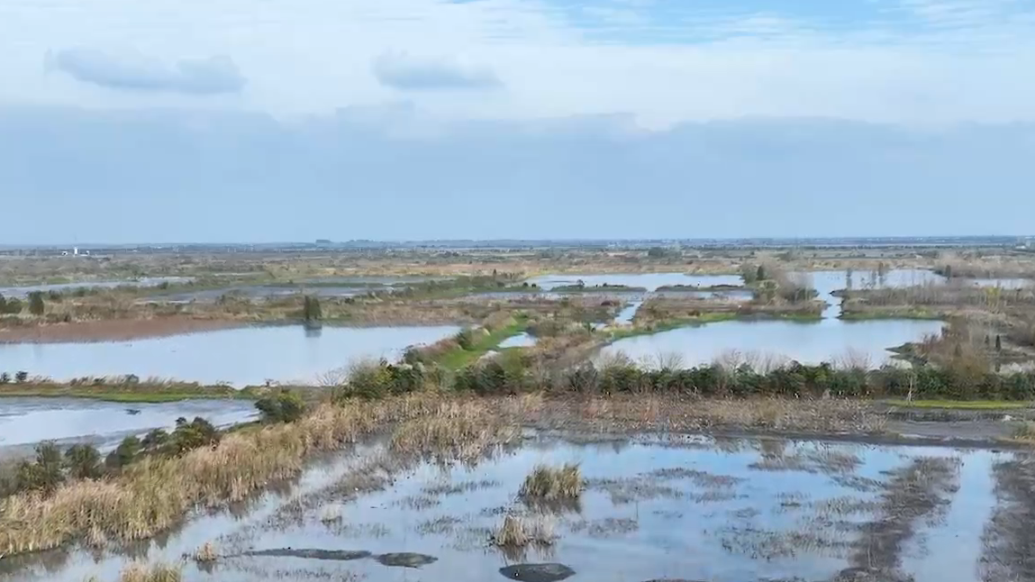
[0,317,248,344]
[982,456,1035,581]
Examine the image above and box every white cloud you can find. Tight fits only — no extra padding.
[48,47,246,95]
[373,52,502,90]
[1,0,1034,125]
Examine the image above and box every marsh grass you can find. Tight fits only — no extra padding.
[117,562,183,582]
[389,401,521,462]
[519,464,584,501]
[491,514,557,548]
[0,395,448,556]
[1012,421,1035,443]
[191,541,218,564]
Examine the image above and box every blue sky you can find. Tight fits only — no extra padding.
[1,0,1034,242]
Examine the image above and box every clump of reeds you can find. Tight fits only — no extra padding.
[118,561,183,582]
[0,395,450,557]
[519,464,584,501]
[389,402,519,462]
[491,514,556,548]
[1013,421,1035,443]
[192,541,218,563]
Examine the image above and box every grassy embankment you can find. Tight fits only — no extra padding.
[884,399,1033,410]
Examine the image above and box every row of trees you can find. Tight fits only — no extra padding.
[340,356,1035,402]
[1,417,221,497]
[0,292,46,316]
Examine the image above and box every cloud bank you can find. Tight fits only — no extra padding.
[1,105,1032,244]
[49,48,246,95]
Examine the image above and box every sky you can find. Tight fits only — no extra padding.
[2,0,1035,243]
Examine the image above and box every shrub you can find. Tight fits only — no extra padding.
[64,444,103,480]
[27,291,45,316]
[3,296,23,314]
[167,417,220,456]
[141,429,169,451]
[0,372,9,384]
[14,371,28,383]
[255,390,306,423]
[106,436,142,470]
[15,441,65,494]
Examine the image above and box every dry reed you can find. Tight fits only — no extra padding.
[519,464,584,501]
[0,395,446,556]
[491,514,557,548]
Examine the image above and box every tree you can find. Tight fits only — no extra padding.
[647,246,669,259]
[1,296,22,315]
[28,291,45,316]
[64,444,102,480]
[756,265,767,282]
[0,372,8,384]
[996,335,1003,352]
[0,293,6,313]
[302,295,322,322]
[15,371,28,383]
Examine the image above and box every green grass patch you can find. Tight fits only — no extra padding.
[884,399,1033,410]
[434,319,530,371]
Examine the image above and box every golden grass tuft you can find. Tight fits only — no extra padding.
[389,401,520,462]
[491,514,556,548]
[519,464,584,501]
[118,561,183,582]
[1013,421,1035,443]
[192,541,218,563]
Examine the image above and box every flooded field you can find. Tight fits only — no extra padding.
[0,398,256,459]
[0,277,195,298]
[2,432,1022,582]
[605,270,946,367]
[0,325,459,387]
[525,273,744,292]
[499,333,537,348]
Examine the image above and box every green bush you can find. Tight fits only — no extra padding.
[27,291,45,316]
[167,417,220,456]
[64,444,102,480]
[106,436,142,470]
[255,390,306,423]
[16,442,65,494]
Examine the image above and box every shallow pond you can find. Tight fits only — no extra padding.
[1,434,1007,582]
[603,270,946,368]
[601,318,945,368]
[0,325,460,387]
[0,398,257,459]
[525,273,744,292]
[498,333,538,348]
[0,277,195,299]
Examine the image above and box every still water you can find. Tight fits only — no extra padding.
[526,273,744,292]
[0,277,195,298]
[0,434,1004,582]
[0,398,257,457]
[0,325,460,387]
[604,270,945,368]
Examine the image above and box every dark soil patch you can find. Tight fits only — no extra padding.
[374,552,438,568]
[241,548,371,561]
[981,456,1035,581]
[499,563,576,582]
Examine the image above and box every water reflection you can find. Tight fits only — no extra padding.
[0,325,459,387]
[3,435,1004,582]
[0,398,257,456]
